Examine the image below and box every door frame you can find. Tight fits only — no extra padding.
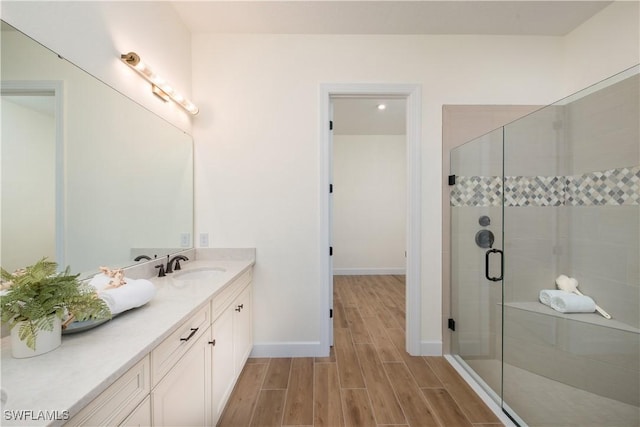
[1,80,65,267]
[319,83,422,355]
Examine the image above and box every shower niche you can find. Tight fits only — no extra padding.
[449,65,639,427]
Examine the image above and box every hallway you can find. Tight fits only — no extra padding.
[219,275,503,426]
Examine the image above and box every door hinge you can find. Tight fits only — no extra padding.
[329,246,333,256]
[330,184,333,193]
[330,309,333,318]
[329,120,333,130]
[448,318,456,331]
[448,175,456,186]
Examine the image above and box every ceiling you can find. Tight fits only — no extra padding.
[172,1,612,134]
[171,1,612,36]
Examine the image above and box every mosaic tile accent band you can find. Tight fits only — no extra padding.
[450,166,640,207]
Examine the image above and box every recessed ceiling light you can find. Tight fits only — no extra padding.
[377,104,386,110]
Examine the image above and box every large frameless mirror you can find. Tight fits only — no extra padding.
[1,21,194,277]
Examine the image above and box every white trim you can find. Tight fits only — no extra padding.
[420,340,443,356]
[320,83,422,356]
[1,80,65,268]
[333,268,406,276]
[250,342,323,358]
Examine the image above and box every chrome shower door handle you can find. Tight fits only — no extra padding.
[485,248,504,282]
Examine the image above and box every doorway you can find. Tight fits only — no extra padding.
[0,81,64,271]
[320,83,421,356]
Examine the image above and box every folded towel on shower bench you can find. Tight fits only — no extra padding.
[539,289,571,307]
[550,293,596,314]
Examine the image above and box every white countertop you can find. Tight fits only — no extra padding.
[0,249,255,426]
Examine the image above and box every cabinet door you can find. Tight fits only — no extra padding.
[233,284,253,374]
[211,305,235,425]
[152,327,212,427]
[119,396,151,427]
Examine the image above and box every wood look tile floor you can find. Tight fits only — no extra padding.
[218,275,503,427]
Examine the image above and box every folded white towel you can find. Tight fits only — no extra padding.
[539,289,571,306]
[98,279,156,315]
[550,293,596,314]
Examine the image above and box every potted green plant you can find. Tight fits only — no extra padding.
[0,258,111,358]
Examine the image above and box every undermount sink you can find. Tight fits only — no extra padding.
[173,267,226,281]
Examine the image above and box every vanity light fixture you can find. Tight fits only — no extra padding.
[377,103,387,110]
[120,52,198,115]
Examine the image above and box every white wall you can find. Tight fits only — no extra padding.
[192,33,566,355]
[333,135,406,275]
[0,1,193,133]
[562,1,640,95]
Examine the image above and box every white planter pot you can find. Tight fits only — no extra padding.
[10,316,62,358]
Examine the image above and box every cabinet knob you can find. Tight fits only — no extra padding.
[208,339,216,346]
[235,304,244,312]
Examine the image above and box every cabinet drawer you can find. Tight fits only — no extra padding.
[211,268,252,320]
[151,304,210,386]
[66,356,150,427]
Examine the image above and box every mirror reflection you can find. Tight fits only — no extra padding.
[1,22,193,277]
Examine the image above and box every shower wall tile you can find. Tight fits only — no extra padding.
[564,321,640,372]
[566,74,639,175]
[567,204,638,326]
[504,308,557,347]
[451,166,639,208]
[503,319,589,391]
[570,241,630,285]
[503,306,640,406]
[451,206,503,357]
[450,129,503,177]
[570,277,640,328]
[565,167,640,206]
[504,206,557,240]
[597,205,640,246]
[504,175,564,206]
[504,105,565,177]
[450,176,502,207]
[504,253,557,302]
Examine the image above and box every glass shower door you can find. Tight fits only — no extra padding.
[450,127,505,405]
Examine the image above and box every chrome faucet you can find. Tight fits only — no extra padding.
[166,255,189,274]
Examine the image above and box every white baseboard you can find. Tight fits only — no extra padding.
[333,268,406,275]
[420,340,443,356]
[250,340,441,358]
[250,342,325,358]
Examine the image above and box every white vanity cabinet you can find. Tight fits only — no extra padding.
[151,326,213,426]
[63,266,253,427]
[210,269,253,425]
